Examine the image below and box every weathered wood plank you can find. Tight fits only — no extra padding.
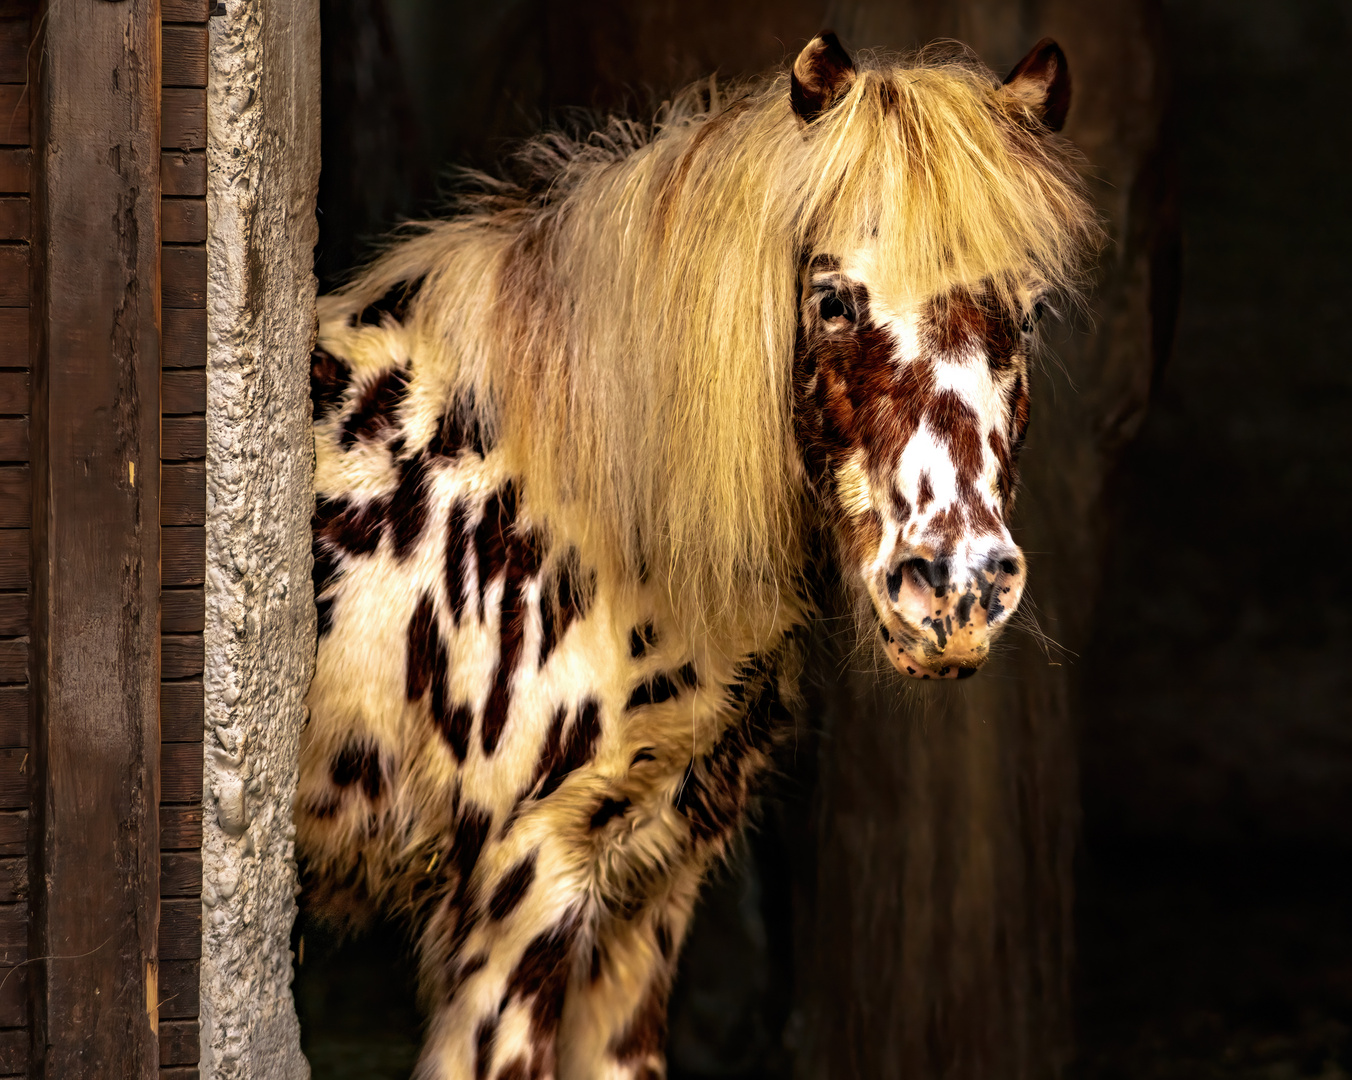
[0,1027,25,1072]
[160,742,202,805]
[0,748,24,809]
[0,687,22,747]
[162,415,205,460]
[0,811,22,856]
[0,244,25,305]
[0,17,28,84]
[159,1019,200,1065]
[0,418,25,459]
[0,961,25,1026]
[162,25,206,88]
[160,680,202,743]
[161,633,203,679]
[161,588,204,634]
[0,856,25,903]
[158,959,200,1020]
[0,199,26,242]
[162,198,206,244]
[160,898,202,960]
[0,593,22,636]
[159,805,202,851]
[0,532,24,588]
[0,150,28,195]
[0,902,24,964]
[163,369,205,413]
[160,852,201,899]
[162,462,205,526]
[0,312,25,364]
[0,467,25,525]
[0,374,23,413]
[162,87,205,151]
[0,639,20,685]
[161,1068,201,1080]
[160,151,205,198]
[162,245,206,307]
[161,0,208,21]
[163,307,206,367]
[162,527,204,587]
[0,86,26,146]
[29,3,162,1072]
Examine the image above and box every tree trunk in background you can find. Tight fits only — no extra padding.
[793,5,1175,1077]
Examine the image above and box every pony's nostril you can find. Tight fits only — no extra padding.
[887,557,953,601]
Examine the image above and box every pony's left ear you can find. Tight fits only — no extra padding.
[1002,37,1071,131]
[791,32,856,122]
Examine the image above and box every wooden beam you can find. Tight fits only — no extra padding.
[27,0,161,1074]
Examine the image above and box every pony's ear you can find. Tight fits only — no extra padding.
[791,32,856,122]
[1002,37,1071,131]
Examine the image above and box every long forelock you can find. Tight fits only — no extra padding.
[320,48,1100,634]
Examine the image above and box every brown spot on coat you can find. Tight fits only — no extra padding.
[311,348,351,421]
[487,853,537,922]
[340,367,409,448]
[608,978,669,1062]
[330,741,383,803]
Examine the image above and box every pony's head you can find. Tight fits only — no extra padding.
[789,35,1085,678]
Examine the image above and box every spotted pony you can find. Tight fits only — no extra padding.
[298,33,1097,1080]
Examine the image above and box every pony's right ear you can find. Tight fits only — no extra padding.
[791,32,856,122]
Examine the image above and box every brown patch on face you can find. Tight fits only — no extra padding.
[916,472,935,512]
[925,285,1020,369]
[340,367,409,448]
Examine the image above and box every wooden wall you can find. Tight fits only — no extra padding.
[161,2,209,1076]
[0,3,207,1075]
[0,0,30,1071]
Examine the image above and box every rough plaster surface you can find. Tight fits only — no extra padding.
[202,0,320,1075]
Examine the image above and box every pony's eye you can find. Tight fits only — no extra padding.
[1021,302,1046,334]
[820,293,854,324]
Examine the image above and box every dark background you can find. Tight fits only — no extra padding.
[295,1,1352,1076]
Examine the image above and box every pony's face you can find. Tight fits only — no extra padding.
[793,260,1042,679]
[787,31,1075,680]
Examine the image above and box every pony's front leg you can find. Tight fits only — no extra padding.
[556,862,706,1080]
[413,847,588,1080]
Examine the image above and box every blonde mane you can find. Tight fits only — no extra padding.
[318,49,1099,633]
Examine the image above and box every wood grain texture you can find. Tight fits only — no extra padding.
[0,312,25,363]
[0,687,22,746]
[161,0,208,20]
[160,852,200,899]
[161,588,203,634]
[162,462,205,526]
[0,641,22,684]
[0,467,26,525]
[163,368,206,413]
[161,151,205,198]
[163,308,206,367]
[161,634,203,679]
[160,680,202,743]
[0,245,25,305]
[158,1019,201,1065]
[0,593,23,636]
[0,86,26,145]
[0,811,22,856]
[162,527,204,587]
[162,245,206,307]
[160,742,202,804]
[0,960,25,1026]
[0,375,24,413]
[0,531,24,588]
[0,902,23,964]
[0,198,26,241]
[162,198,206,244]
[162,415,205,460]
[157,960,200,1020]
[0,149,28,194]
[0,17,27,83]
[28,1,162,1073]
[159,806,202,851]
[162,88,205,150]
[0,749,21,809]
[159,899,202,960]
[0,417,26,459]
[162,26,207,88]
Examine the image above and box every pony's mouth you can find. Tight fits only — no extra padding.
[877,621,981,680]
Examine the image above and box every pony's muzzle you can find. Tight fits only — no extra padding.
[876,547,1027,679]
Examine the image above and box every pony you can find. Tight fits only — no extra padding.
[297,32,1098,1080]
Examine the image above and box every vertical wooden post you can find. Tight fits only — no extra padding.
[27,0,162,1075]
